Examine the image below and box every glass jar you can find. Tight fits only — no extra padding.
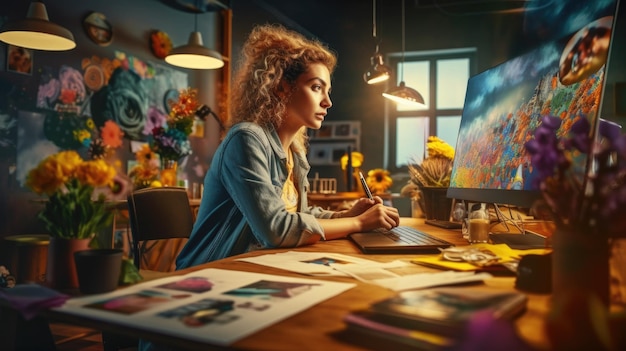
[468,203,489,243]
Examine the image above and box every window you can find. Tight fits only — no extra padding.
[385,49,476,171]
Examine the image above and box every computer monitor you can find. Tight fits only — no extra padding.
[447,7,619,209]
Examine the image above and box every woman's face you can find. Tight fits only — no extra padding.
[283,63,332,131]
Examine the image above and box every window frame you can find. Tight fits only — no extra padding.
[383,48,477,172]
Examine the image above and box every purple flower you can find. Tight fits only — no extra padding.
[567,118,591,153]
[525,113,626,236]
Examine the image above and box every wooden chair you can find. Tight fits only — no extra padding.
[127,186,195,270]
[102,186,194,351]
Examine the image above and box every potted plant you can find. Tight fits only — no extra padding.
[26,150,117,289]
[403,136,456,220]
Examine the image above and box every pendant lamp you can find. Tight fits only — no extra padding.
[382,0,424,107]
[363,0,391,84]
[0,2,75,51]
[165,10,224,70]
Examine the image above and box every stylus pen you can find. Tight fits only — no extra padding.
[359,171,374,200]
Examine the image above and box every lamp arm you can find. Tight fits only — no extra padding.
[208,109,225,131]
[195,104,225,131]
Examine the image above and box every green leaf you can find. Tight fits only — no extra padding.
[119,259,143,285]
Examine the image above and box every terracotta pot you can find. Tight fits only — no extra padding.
[45,237,91,290]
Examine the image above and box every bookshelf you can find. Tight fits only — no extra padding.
[307,121,361,165]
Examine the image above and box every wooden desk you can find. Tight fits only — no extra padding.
[46,218,553,351]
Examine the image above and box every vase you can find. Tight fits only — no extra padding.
[160,159,178,187]
[546,226,611,350]
[419,187,453,221]
[45,237,91,290]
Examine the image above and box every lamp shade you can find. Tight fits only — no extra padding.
[363,52,391,84]
[0,2,75,51]
[165,32,224,70]
[382,81,425,107]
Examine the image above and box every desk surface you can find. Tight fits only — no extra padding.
[47,218,553,351]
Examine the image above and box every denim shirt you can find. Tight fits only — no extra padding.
[175,122,335,269]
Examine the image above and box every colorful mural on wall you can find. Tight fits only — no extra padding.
[14,52,187,186]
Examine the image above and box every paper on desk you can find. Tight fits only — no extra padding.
[330,264,493,292]
[412,243,551,271]
[237,251,493,291]
[236,251,410,278]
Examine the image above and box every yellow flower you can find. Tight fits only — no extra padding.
[136,143,158,166]
[340,151,364,171]
[73,129,92,145]
[75,159,116,188]
[26,151,82,195]
[427,136,455,160]
[85,118,96,130]
[407,136,456,189]
[25,150,117,239]
[366,168,393,194]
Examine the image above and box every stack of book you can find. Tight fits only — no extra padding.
[343,286,527,350]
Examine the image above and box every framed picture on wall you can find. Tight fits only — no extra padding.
[6,45,33,75]
[308,143,333,165]
[83,12,113,46]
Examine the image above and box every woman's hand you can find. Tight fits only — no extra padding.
[356,203,400,232]
[321,196,400,240]
[341,196,383,217]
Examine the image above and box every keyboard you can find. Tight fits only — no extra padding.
[349,225,454,254]
[383,226,453,246]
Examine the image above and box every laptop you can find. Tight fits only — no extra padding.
[348,226,454,254]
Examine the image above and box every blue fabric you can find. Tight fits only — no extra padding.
[175,122,334,269]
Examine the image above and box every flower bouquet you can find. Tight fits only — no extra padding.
[129,144,161,189]
[149,87,197,162]
[26,150,117,240]
[525,115,626,350]
[525,115,626,237]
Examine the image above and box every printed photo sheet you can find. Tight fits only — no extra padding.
[55,268,355,346]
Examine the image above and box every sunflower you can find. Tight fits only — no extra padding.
[135,144,158,166]
[366,168,393,194]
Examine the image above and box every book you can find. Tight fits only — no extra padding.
[344,310,455,350]
[343,286,527,349]
[365,286,527,337]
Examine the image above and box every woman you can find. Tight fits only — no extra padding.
[175,24,400,269]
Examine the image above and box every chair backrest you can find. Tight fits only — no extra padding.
[127,187,194,269]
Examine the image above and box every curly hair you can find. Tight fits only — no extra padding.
[229,24,337,153]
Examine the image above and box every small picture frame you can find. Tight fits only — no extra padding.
[6,45,33,75]
[333,123,352,137]
[83,12,113,46]
[308,143,333,165]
